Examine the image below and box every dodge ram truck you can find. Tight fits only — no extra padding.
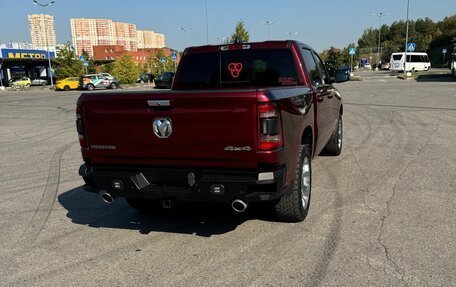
[76,40,344,222]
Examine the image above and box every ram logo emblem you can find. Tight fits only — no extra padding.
[153,118,172,138]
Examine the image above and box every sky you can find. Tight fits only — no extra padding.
[0,0,454,52]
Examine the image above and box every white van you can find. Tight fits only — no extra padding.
[390,52,431,72]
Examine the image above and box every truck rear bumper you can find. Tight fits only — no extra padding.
[79,164,287,204]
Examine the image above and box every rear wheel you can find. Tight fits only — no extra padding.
[322,114,343,156]
[64,85,70,91]
[275,144,311,222]
[41,82,46,86]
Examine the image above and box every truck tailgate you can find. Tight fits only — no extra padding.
[81,90,259,168]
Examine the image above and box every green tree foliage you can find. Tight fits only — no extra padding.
[144,49,176,76]
[229,20,250,43]
[321,47,344,76]
[111,54,141,84]
[81,50,96,74]
[101,62,114,74]
[53,44,84,80]
[356,15,456,65]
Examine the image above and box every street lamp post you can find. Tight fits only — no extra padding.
[287,32,298,40]
[263,20,277,40]
[404,0,410,76]
[178,27,192,49]
[371,12,387,70]
[33,0,55,87]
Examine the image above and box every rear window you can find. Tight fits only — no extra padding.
[392,54,403,61]
[175,48,299,89]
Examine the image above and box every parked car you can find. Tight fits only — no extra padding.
[31,78,48,86]
[364,63,372,69]
[9,77,31,88]
[55,77,79,91]
[137,73,155,83]
[79,74,120,91]
[380,62,391,70]
[154,72,175,89]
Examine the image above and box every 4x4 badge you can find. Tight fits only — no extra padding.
[153,118,172,138]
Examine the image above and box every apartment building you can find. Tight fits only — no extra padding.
[70,18,165,57]
[28,14,56,50]
[137,30,166,49]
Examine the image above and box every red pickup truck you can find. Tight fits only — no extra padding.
[76,40,344,222]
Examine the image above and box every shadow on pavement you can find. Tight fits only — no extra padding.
[58,186,274,237]
[416,74,454,82]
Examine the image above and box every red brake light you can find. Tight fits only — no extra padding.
[257,96,283,151]
[76,105,87,148]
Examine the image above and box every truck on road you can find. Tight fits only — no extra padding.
[76,40,344,222]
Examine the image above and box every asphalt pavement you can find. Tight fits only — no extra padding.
[0,77,455,286]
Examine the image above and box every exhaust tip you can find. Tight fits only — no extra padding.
[100,191,115,204]
[231,199,248,213]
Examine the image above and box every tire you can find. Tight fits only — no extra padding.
[126,198,159,211]
[10,84,16,90]
[63,85,70,91]
[322,114,343,156]
[41,82,46,86]
[87,84,95,91]
[110,82,118,89]
[275,144,312,222]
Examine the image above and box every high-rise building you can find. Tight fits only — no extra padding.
[70,18,166,57]
[137,30,166,49]
[28,14,56,50]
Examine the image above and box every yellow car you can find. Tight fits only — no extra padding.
[55,77,79,91]
[10,77,31,89]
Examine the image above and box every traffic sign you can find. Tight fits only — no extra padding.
[442,48,447,54]
[171,53,177,60]
[160,57,166,63]
[83,61,89,67]
[79,56,85,61]
[349,48,356,55]
[407,43,416,52]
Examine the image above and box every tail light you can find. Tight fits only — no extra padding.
[76,105,87,148]
[257,94,283,151]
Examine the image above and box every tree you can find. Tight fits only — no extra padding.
[229,20,250,43]
[111,54,141,84]
[81,50,96,74]
[101,62,114,74]
[321,47,343,76]
[53,44,84,80]
[145,49,176,76]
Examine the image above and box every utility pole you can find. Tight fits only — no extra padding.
[178,27,192,49]
[371,12,387,70]
[33,0,55,87]
[263,20,276,40]
[404,0,410,76]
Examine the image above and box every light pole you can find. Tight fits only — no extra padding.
[216,36,226,44]
[371,12,387,70]
[205,0,209,44]
[287,32,298,40]
[263,20,276,40]
[178,27,192,49]
[33,0,55,87]
[404,0,410,76]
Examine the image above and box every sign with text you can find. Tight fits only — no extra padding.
[0,48,55,59]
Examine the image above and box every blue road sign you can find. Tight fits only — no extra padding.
[79,56,85,61]
[407,43,416,52]
[83,61,89,67]
[442,48,447,54]
[160,57,166,63]
[171,53,177,60]
[349,48,356,55]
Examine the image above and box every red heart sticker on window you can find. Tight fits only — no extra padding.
[228,62,243,78]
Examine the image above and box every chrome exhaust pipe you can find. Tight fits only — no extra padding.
[231,199,248,213]
[100,191,115,204]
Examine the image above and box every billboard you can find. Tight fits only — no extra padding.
[0,48,55,59]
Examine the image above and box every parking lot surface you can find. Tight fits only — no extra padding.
[0,77,455,286]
